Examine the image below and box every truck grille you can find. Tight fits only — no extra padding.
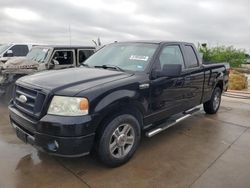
[14,85,47,118]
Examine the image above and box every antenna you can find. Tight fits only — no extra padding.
[97,37,101,46]
[68,24,72,46]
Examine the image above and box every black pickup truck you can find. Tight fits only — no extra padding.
[9,41,229,167]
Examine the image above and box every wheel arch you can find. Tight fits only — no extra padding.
[92,97,145,151]
[215,79,224,92]
[92,89,147,128]
[96,98,145,130]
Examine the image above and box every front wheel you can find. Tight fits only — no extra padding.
[203,87,222,114]
[97,114,141,167]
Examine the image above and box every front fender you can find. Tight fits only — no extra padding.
[94,90,137,112]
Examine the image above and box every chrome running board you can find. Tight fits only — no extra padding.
[146,105,202,137]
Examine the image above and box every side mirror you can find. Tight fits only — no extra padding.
[4,50,14,57]
[153,64,182,78]
[48,59,58,69]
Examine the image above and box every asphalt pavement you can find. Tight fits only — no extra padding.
[0,96,250,188]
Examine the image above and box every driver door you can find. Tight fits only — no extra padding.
[148,44,190,123]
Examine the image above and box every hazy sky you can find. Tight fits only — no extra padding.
[0,0,250,51]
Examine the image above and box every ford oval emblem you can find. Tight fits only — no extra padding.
[19,95,27,103]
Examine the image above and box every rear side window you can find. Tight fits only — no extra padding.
[10,45,29,56]
[78,49,94,63]
[158,45,185,70]
[184,45,199,68]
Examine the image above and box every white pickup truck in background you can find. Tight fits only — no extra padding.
[0,43,34,63]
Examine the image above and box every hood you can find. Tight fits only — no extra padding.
[17,67,133,95]
[3,57,39,70]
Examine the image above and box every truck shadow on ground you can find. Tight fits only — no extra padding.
[51,112,232,179]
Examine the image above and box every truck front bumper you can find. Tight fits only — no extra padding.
[9,104,96,157]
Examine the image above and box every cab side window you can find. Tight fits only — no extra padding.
[184,45,199,68]
[52,51,74,65]
[78,49,94,63]
[158,45,185,70]
[10,45,29,56]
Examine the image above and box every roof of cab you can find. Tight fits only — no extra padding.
[34,45,96,49]
[113,40,194,45]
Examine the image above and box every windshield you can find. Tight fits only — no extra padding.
[26,48,50,63]
[0,44,11,55]
[84,43,158,72]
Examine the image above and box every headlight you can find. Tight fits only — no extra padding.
[48,96,89,116]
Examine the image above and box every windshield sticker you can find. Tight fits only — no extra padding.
[129,55,149,61]
[42,49,48,52]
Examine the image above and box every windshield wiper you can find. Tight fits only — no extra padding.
[81,63,90,67]
[94,64,124,72]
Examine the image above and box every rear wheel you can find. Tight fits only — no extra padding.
[203,87,222,114]
[97,114,141,167]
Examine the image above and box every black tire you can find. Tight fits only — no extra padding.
[203,87,222,114]
[97,114,141,167]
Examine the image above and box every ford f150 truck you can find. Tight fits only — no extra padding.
[9,41,229,167]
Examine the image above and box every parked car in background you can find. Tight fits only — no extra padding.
[0,45,96,99]
[0,43,34,63]
[8,41,229,167]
